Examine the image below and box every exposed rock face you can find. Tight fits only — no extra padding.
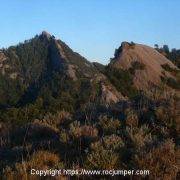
[111,42,178,90]
[0,52,7,63]
[0,62,13,76]
[92,73,126,104]
[9,72,18,79]
[0,52,8,74]
[100,82,124,104]
[67,64,77,81]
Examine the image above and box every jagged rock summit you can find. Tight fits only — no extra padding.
[41,31,52,39]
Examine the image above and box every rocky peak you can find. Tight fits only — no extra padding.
[110,42,178,90]
[40,31,52,40]
[121,41,131,49]
[114,41,135,59]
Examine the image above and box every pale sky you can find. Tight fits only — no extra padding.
[0,0,180,64]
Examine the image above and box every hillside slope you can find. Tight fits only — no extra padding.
[0,32,124,123]
[0,34,179,180]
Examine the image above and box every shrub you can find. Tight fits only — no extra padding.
[166,77,180,89]
[124,108,139,127]
[85,135,124,169]
[26,150,61,169]
[98,115,121,135]
[101,135,124,150]
[105,66,138,98]
[129,61,145,74]
[2,151,63,179]
[161,76,180,89]
[125,125,153,151]
[59,128,70,144]
[135,139,178,179]
[161,64,179,75]
[155,107,171,126]
[69,121,98,138]
[42,110,72,128]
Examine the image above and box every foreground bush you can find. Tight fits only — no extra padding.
[125,125,153,151]
[135,139,178,179]
[85,135,124,169]
[3,151,63,180]
[98,115,121,135]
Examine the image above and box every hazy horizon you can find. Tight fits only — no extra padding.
[0,0,180,64]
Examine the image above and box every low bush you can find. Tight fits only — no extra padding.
[135,139,178,179]
[85,135,124,169]
[2,151,63,179]
[98,115,121,135]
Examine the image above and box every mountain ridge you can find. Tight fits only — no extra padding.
[0,32,179,113]
[0,32,126,114]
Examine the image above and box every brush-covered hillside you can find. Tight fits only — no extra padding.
[0,33,179,179]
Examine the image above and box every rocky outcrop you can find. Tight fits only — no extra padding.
[92,73,126,104]
[100,82,125,104]
[110,42,178,90]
